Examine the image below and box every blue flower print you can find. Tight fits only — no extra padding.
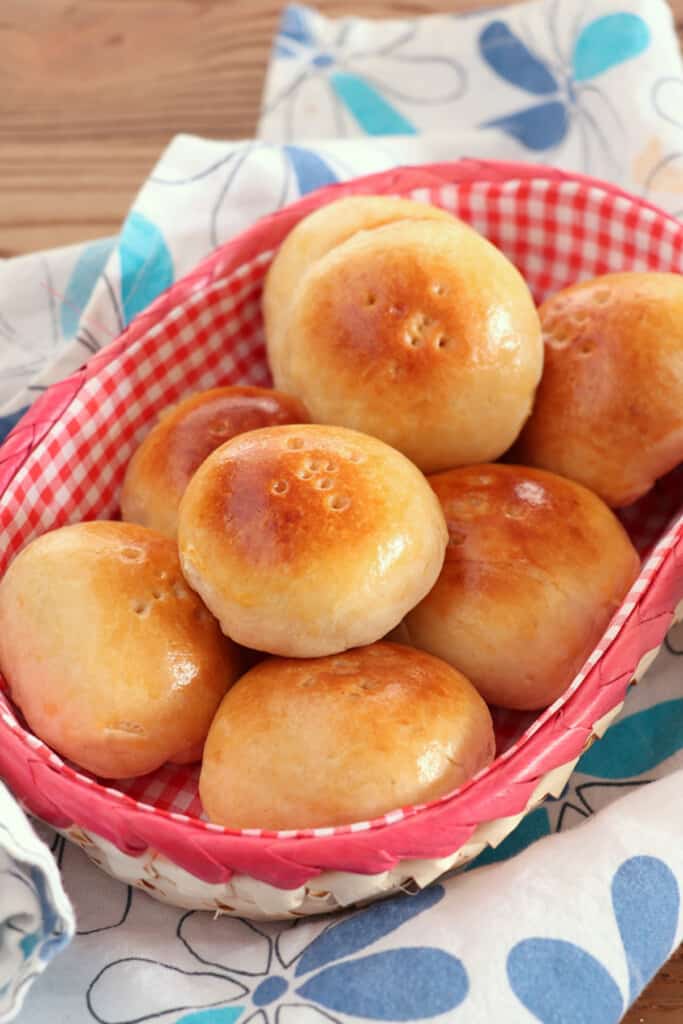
[60,237,117,340]
[175,1012,244,1024]
[508,856,680,1022]
[87,959,249,1023]
[84,885,468,1023]
[118,212,175,327]
[0,843,70,1012]
[549,696,683,832]
[467,806,552,871]
[578,699,683,782]
[265,4,465,139]
[478,9,650,163]
[149,141,347,249]
[56,215,174,342]
[510,939,624,1023]
[172,884,468,1023]
[25,864,71,962]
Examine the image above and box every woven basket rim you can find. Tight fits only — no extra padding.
[1,158,682,888]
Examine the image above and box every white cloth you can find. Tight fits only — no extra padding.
[1,1,683,1021]
[0,784,74,1023]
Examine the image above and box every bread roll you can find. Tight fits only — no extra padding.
[200,642,495,829]
[516,272,683,507]
[0,522,241,778]
[404,464,640,710]
[121,386,309,538]
[273,218,543,473]
[178,424,447,657]
[263,195,455,381]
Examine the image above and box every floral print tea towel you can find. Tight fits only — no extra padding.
[0,783,74,1023]
[4,0,683,428]
[2,1,683,1022]
[260,0,683,213]
[14,729,683,1023]
[4,0,683,431]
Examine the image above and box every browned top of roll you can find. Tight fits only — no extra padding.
[404,463,640,709]
[278,218,542,473]
[179,423,437,575]
[0,521,240,778]
[428,463,635,599]
[177,423,447,656]
[194,431,386,571]
[263,195,456,366]
[517,272,683,506]
[120,386,309,537]
[199,641,495,829]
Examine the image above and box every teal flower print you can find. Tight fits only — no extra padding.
[478,8,650,167]
[266,4,465,139]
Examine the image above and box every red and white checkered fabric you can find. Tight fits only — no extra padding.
[0,161,681,888]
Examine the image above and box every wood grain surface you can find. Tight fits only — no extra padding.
[3,0,681,257]
[2,2,682,1020]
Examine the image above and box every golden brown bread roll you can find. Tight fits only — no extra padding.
[404,464,640,710]
[177,424,447,657]
[263,195,455,381]
[199,642,495,829]
[120,386,309,538]
[516,272,683,507]
[273,218,543,473]
[0,522,241,778]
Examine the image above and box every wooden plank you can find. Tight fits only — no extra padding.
[630,944,683,1023]
[0,142,159,256]
[3,0,680,255]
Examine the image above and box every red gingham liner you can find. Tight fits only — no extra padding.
[0,160,682,889]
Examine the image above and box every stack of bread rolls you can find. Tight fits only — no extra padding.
[2,194,678,833]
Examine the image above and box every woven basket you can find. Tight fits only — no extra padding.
[1,160,682,919]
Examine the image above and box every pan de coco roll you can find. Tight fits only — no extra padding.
[199,642,495,829]
[516,272,683,507]
[263,195,455,381]
[273,218,543,473]
[404,464,640,711]
[177,424,448,657]
[0,522,241,778]
[120,386,309,538]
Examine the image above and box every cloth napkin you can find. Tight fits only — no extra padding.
[0,784,73,1023]
[2,1,683,1021]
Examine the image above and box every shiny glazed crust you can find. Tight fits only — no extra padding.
[0,522,241,777]
[274,218,543,473]
[263,195,455,381]
[120,386,310,538]
[200,642,495,830]
[517,272,683,507]
[405,464,640,710]
[177,424,448,656]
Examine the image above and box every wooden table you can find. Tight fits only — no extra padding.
[2,1,683,1018]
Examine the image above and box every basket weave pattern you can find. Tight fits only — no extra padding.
[0,161,681,906]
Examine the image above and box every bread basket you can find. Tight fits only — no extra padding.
[1,159,681,919]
